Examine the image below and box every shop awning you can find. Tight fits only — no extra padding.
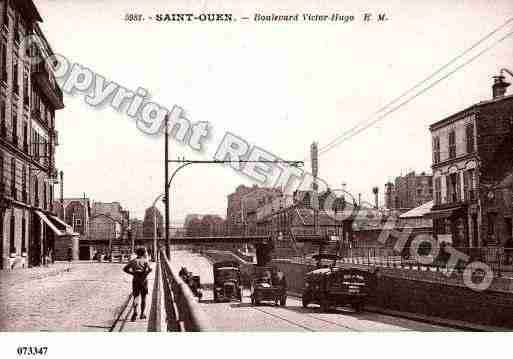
[48,214,76,235]
[35,210,64,236]
[425,206,465,219]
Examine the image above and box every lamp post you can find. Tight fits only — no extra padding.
[150,193,164,262]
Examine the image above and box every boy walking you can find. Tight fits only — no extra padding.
[123,247,152,321]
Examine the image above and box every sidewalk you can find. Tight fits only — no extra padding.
[0,261,74,288]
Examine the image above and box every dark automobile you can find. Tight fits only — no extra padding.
[302,265,376,312]
[250,266,287,306]
[213,261,243,302]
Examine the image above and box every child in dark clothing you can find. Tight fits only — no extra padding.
[123,247,152,321]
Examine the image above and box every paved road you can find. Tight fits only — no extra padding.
[0,262,137,331]
[169,250,458,332]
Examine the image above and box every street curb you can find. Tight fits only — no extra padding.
[285,291,509,331]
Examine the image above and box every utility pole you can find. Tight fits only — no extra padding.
[60,170,64,219]
[311,142,319,236]
[164,115,170,259]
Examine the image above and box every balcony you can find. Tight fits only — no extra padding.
[31,62,64,110]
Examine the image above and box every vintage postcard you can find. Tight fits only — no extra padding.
[1,0,513,357]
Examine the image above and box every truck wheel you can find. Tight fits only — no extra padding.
[280,295,287,306]
[213,292,218,303]
[302,296,309,308]
[320,300,330,312]
[354,301,364,313]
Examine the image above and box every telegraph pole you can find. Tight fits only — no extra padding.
[164,115,170,258]
[311,142,319,235]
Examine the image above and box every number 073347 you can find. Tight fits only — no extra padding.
[16,346,48,356]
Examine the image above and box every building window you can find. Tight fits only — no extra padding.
[23,72,29,107]
[10,157,15,199]
[34,176,39,207]
[466,123,474,154]
[488,213,496,236]
[22,121,28,152]
[0,98,5,137]
[0,40,7,82]
[22,164,26,202]
[43,182,47,210]
[448,131,456,159]
[12,111,17,145]
[9,213,15,254]
[2,0,9,31]
[13,13,19,44]
[75,218,82,226]
[447,173,460,203]
[434,177,441,205]
[463,169,475,201]
[12,55,18,95]
[433,136,440,163]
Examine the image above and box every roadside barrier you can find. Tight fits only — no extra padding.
[157,248,214,331]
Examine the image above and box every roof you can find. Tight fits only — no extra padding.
[430,93,513,131]
[399,201,434,218]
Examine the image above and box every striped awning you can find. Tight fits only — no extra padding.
[35,210,64,236]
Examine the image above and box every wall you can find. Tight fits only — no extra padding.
[272,259,513,329]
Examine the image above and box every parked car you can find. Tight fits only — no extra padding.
[250,266,287,306]
[213,261,243,302]
[302,265,377,312]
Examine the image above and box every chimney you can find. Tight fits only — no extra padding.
[372,186,379,209]
[492,75,510,99]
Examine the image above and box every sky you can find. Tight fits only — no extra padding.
[34,0,513,221]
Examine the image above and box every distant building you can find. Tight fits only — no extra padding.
[142,206,163,240]
[184,213,224,237]
[429,73,513,248]
[130,218,144,240]
[385,172,433,210]
[226,184,282,234]
[89,202,128,241]
[53,198,91,236]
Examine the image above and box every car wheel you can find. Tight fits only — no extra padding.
[251,295,255,305]
[280,295,287,306]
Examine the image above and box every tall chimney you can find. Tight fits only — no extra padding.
[372,186,379,209]
[492,75,510,99]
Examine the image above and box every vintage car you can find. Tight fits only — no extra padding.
[213,261,243,302]
[302,265,377,312]
[250,266,287,306]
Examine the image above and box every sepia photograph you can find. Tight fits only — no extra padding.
[1,0,513,357]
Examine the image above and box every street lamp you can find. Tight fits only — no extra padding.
[150,193,164,262]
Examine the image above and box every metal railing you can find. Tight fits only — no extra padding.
[279,244,513,278]
[336,245,513,277]
[158,248,214,331]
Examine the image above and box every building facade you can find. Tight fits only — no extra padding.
[385,171,433,210]
[226,184,282,234]
[1,1,69,269]
[89,202,128,241]
[142,206,163,240]
[429,74,513,249]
